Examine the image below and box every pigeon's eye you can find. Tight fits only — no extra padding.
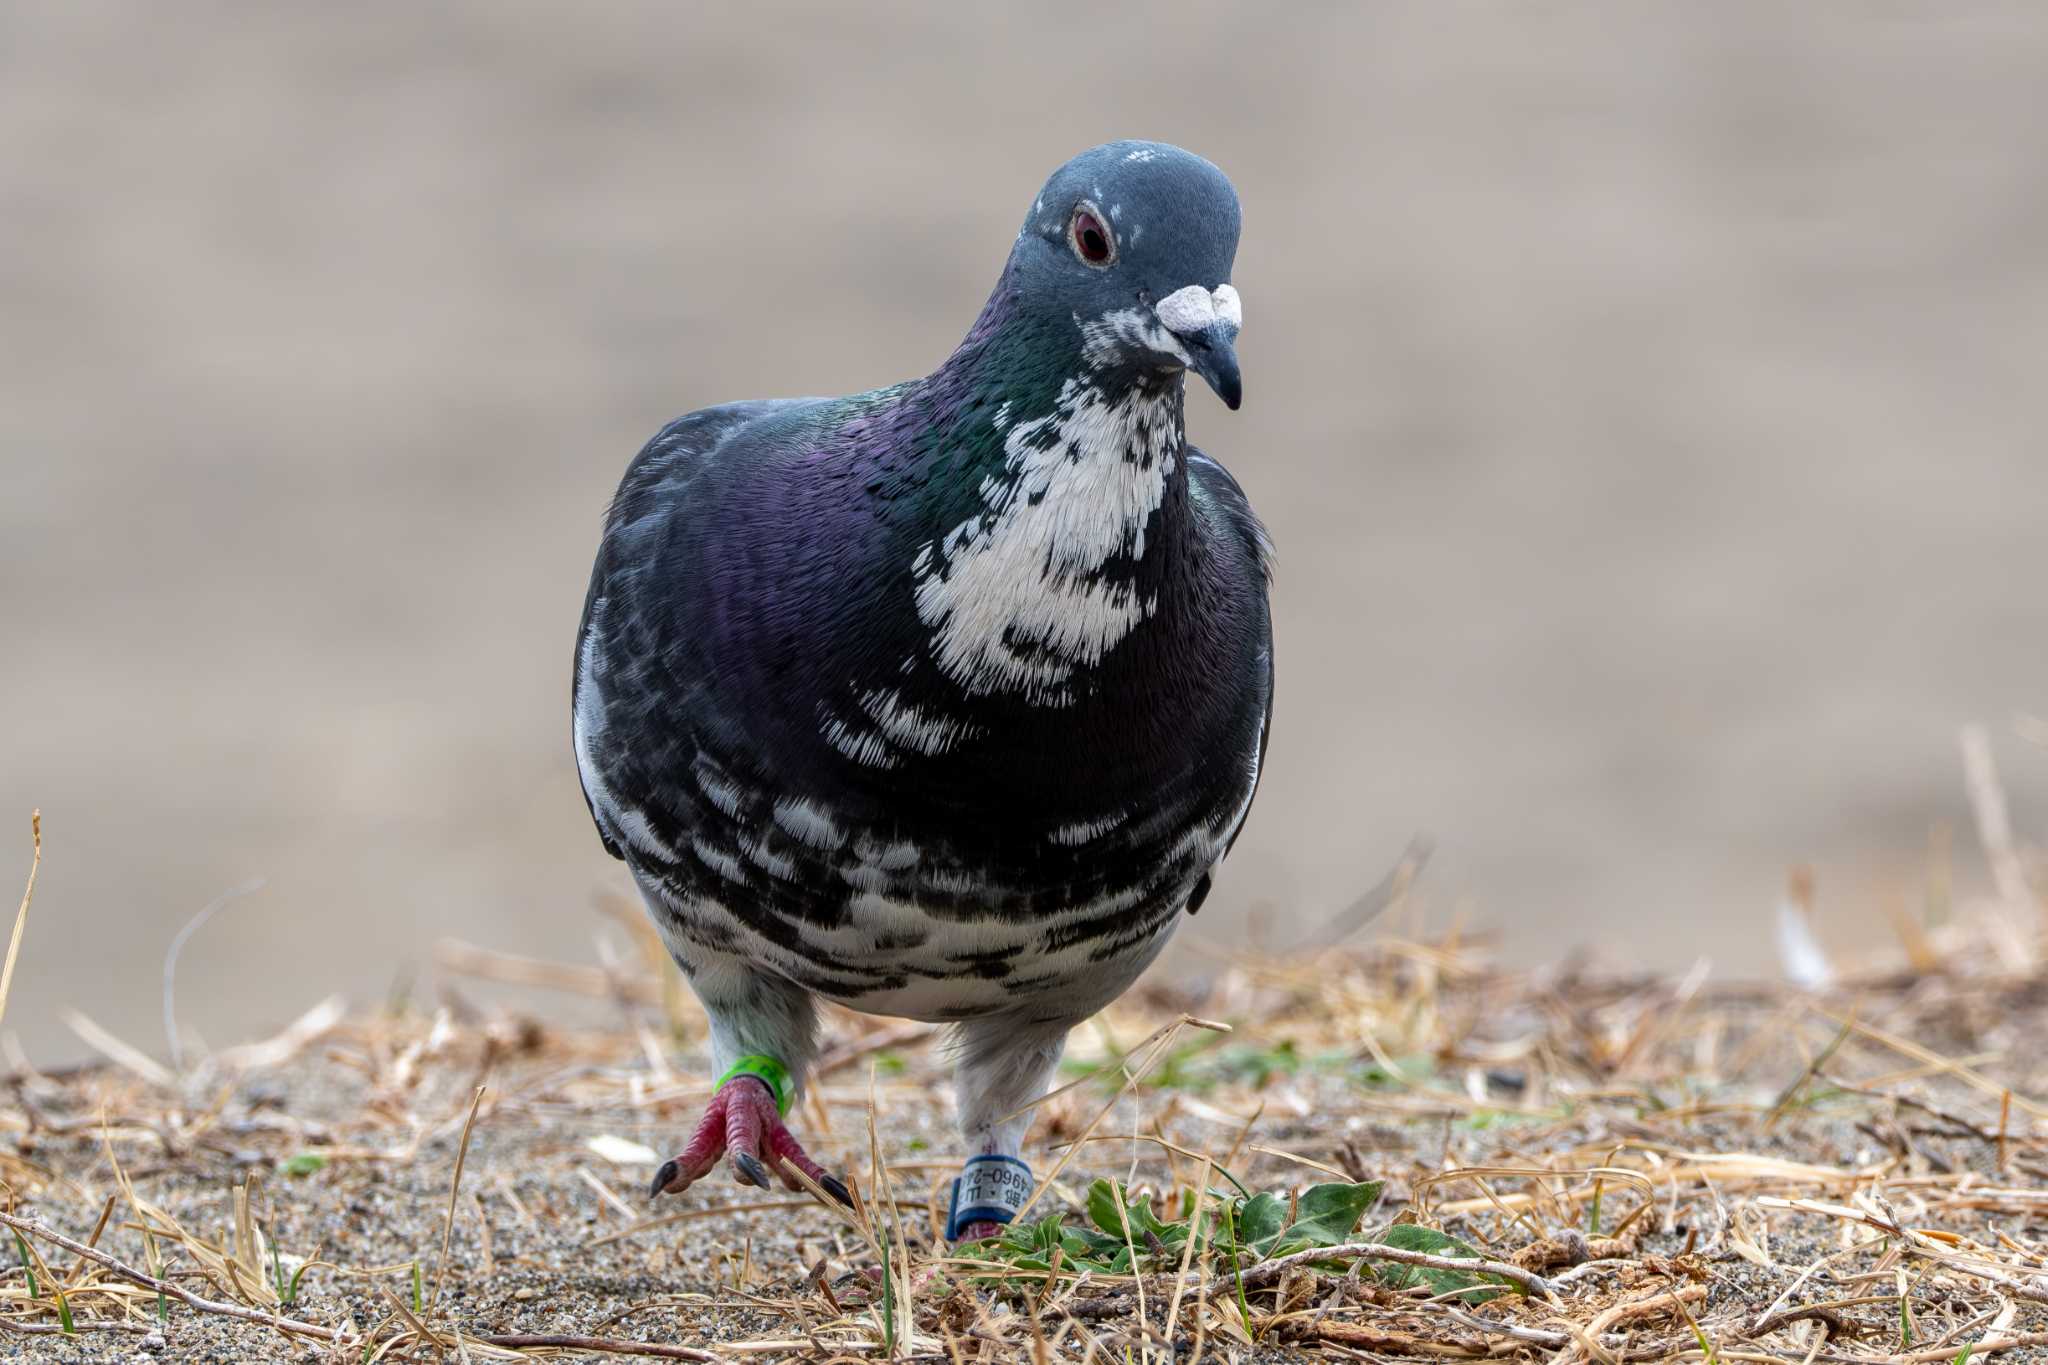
[1069,206,1114,267]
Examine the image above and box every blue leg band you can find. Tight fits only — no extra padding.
[946,1154,1034,1242]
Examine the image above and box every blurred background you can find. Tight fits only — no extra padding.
[4,3,2044,1063]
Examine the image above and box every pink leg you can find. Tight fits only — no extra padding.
[951,1219,1007,1245]
[649,1076,850,1205]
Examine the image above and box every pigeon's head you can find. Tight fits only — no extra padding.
[1009,141,1244,409]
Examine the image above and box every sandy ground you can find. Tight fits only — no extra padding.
[6,926,2048,1361]
[4,4,2048,1062]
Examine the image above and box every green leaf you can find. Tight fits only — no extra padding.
[1288,1182,1384,1248]
[1085,1180,1171,1240]
[1236,1191,1291,1256]
[282,1153,328,1178]
[1369,1224,1507,1303]
[1084,1180,1122,1238]
[977,1213,1122,1279]
[13,1232,37,1299]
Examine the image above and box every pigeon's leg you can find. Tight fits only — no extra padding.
[648,950,847,1204]
[945,1014,1070,1244]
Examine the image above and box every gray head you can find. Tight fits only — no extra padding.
[1008,141,1245,408]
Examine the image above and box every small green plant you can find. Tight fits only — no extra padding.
[875,1220,896,1354]
[967,1177,1515,1304]
[1355,1054,1438,1090]
[973,1178,1373,1277]
[1456,1106,1567,1131]
[281,1152,328,1178]
[1368,1224,1507,1303]
[12,1230,73,1334]
[1678,1296,1719,1363]
[13,1231,37,1299]
[268,1238,315,1306]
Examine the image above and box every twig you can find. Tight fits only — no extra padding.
[0,1318,151,1337]
[1439,1307,1572,1347]
[472,1337,719,1360]
[0,1208,347,1344]
[1285,1317,1487,1354]
[1554,1284,1708,1364]
[1236,1239,1558,1300]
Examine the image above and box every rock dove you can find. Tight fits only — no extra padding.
[573,140,1271,1241]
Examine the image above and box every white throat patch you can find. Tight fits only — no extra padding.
[911,379,1181,703]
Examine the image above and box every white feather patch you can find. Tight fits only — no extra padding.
[858,687,981,757]
[692,756,745,818]
[912,379,1180,700]
[690,837,745,883]
[1080,307,1190,367]
[819,710,901,769]
[772,797,845,850]
[1049,814,1126,847]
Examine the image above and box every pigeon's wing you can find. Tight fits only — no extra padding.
[1187,445,1276,871]
[572,400,813,859]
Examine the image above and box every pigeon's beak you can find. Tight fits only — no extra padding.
[1156,284,1244,411]
[1183,322,1242,411]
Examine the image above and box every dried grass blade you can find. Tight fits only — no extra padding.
[0,811,38,1034]
[429,1085,487,1309]
[0,1207,346,1344]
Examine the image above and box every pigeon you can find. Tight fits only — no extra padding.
[573,140,1271,1242]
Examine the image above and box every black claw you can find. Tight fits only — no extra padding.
[821,1173,854,1207]
[734,1152,771,1188]
[649,1159,680,1201]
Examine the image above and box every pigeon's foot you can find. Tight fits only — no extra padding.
[649,1076,850,1203]
[950,1219,1008,1246]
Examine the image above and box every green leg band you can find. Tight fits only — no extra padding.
[716,1055,793,1117]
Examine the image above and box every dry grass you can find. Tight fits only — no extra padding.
[3,781,2047,1360]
